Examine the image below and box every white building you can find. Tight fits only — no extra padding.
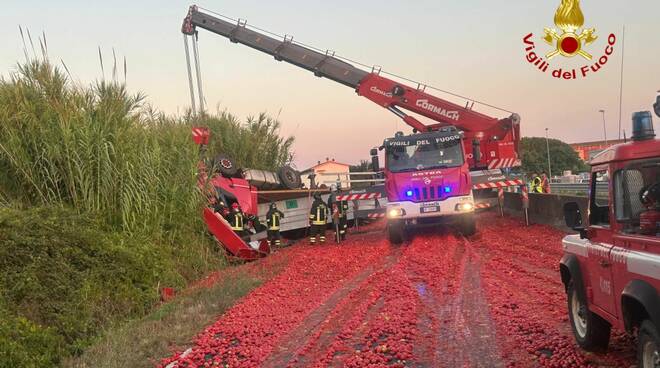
[301,158,351,190]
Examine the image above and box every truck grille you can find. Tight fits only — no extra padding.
[413,186,443,201]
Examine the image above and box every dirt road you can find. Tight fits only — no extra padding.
[161,214,636,368]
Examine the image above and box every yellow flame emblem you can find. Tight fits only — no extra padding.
[543,0,597,60]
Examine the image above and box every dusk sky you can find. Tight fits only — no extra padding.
[1,1,659,168]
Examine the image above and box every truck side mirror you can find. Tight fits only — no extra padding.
[370,148,378,156]
[563,202,588,238]
[472,139,481,163]
[371,151,380,172]
[654,94,660,118]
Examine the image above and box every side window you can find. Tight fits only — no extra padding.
[589,170,610,226]
[613,160,660,234]
[615,169,645,223]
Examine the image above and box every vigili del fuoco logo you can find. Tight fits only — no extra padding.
[523,0,617,80]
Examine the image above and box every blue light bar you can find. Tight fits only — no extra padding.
[444,186,451,193]
[406,190,414,197]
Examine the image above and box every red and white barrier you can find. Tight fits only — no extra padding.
[191,127,210,145]
[473,179,524,190]
[336,192,382,201]
[487,158,522,169]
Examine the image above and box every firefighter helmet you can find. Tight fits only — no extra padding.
[313,192,322,200]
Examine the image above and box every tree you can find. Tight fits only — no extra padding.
[520,137,588,176]
[349,160,371,173]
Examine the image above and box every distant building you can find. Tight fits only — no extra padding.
[301,158,351,190]
[570,139,626,161]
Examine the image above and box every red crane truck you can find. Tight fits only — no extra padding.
[560,95,660,368]
[182,6,523,243]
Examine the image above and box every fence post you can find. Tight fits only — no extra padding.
[498,188,505,217]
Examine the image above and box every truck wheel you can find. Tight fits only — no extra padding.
[278,166,301,189]
[567,281,611,351]
[459,215,476,236]
[388,221,404,245]
[213,154,239,178]
[638,320,660,368]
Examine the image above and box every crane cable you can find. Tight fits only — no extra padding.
[197,6,515,115]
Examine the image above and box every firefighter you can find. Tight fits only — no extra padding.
[266,202,285,247]
[309,192,328,244]
[328,185,348,241]
[213,199,230,217]
[530,173,543,193]
[227,202,247,237]
[541,172,551,194]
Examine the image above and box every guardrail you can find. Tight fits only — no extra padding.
[550,182,608,194]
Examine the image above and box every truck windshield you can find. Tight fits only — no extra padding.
[386,135,463,173]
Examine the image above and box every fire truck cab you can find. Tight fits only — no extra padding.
[376,128,476,243]
[560,105,660,368]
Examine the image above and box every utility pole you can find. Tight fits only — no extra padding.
[545,128,552,178]
[599,109,608,146]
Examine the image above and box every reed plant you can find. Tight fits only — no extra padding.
[0,55,294,366]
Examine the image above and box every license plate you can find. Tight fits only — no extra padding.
[421,206,440,213]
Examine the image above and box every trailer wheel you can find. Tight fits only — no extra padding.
[213,154,239,178]
[279,166,301,189]
[459,215,476,236]
[388,220,404,245]
[638,320,660,368]
[567,281,611,351]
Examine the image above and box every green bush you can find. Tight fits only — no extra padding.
[0,207,192,360]
[0,300,63,368]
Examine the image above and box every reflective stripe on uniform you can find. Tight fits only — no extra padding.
[231,214,243,231]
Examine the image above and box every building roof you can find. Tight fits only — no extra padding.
[570,139,626,148]
[301,158,351,173]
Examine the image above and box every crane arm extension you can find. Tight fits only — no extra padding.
[182,5,519,135]
[182,6,368,89]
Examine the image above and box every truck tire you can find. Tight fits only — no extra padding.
[278,166,301,189]
[567,281,611,351]
[638,320,660,368]
[213,154,239,178]
[388,221,404,245]
[459,215,476,236]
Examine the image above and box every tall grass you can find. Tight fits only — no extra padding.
[0,60,200,236]
[0,57,294,366]
[203,111,295,170]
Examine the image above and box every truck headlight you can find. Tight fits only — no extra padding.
[388,208,406,218]
[455,203,474,212]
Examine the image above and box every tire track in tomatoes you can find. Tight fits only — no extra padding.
[261,249,403,368]
[407,233,464,368]
[455,237,505,368]
[475,213,636,368]
[323,232,462,367]
[159,231,390,368]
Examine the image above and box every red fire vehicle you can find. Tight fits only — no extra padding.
[181,6,523,243]
[561,95,660,368]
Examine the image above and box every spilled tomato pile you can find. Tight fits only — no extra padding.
[161,214,636,368]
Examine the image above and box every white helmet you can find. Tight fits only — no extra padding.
[330,184,337,192]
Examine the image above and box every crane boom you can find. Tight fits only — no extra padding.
[182,5,521,169]
[182,7,368,89]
